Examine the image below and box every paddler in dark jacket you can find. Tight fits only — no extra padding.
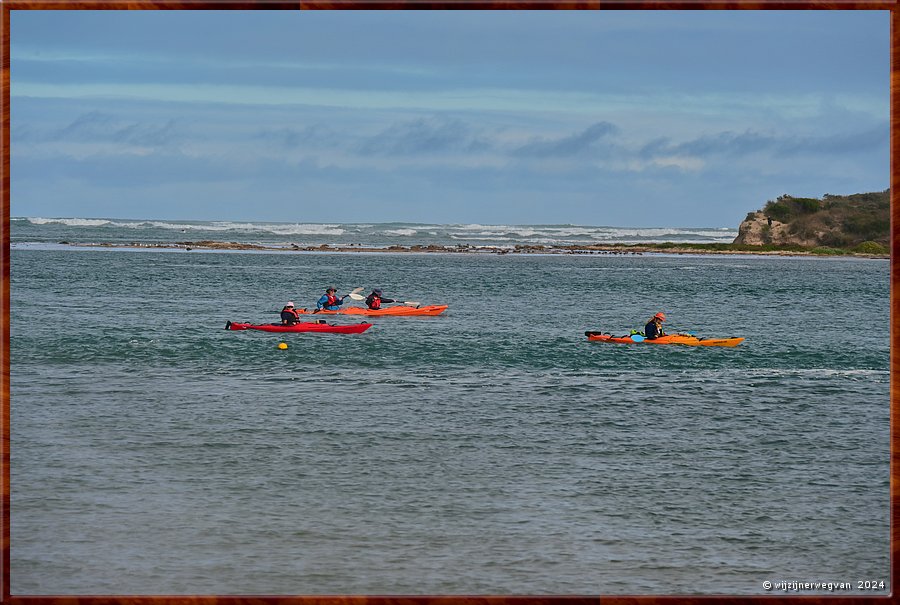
[365,289,396,310]
[645,312,666,340]
[281,301,301,325]
[315,286,347,311]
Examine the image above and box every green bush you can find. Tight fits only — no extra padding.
[853,241,888,255]
[796,198,822,213]
[764,200,792,222]
[764,196,823,222]
[809,247,849,256]
[843,215,889,238]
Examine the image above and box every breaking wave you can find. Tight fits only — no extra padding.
[15,217,739,247]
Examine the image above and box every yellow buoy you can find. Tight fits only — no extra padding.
[277,342,288,350]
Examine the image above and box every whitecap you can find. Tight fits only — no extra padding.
[27,217,112,227]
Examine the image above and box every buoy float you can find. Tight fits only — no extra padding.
[277,342,288,350]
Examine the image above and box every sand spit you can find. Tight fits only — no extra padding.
[58,239,890,258]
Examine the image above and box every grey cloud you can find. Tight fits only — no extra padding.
[777,126,888,156]
[46,111,184,147]
[114,119,181,147]
[358,117,490,156]
[513,122,618,158]
[640,125,888,160]
[638,137,672,158]
[55,110,115,139]
[640,130,774,158]
[254,124,339,149]
[681,131,772,156]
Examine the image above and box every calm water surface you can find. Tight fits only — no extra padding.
[9,248,890,595]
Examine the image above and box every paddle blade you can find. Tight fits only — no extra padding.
[348,287,366,301]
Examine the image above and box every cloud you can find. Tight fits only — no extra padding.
[778,126,888,156]
[27,111,187,149]
[512,122,619,158]
[357,117,490,156]
[639,125,888,161]
[253,124,340,149]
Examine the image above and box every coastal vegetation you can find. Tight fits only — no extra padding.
[732,189,890,255]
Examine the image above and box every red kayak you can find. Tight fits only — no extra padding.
[226,320,372,334]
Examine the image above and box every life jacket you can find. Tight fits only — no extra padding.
[281,308,300,324]
[369,295,381,310]
[325,293,339,307]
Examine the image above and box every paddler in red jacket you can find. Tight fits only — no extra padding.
[315,286,347,311]
[281,301,301,325]
[365,289,397,310]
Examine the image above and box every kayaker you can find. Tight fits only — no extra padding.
[281,301,301,325]
[365,288,397,310]
[645,312,666,340]
[315,286,347,312]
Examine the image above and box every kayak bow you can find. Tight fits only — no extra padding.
[585,332,744,347]
[227,321,373,334]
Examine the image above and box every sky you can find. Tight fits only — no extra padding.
[9,10,890,227]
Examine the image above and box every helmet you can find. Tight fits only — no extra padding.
[373,289,383,295]
[654,312,666,321]
[286,301,295,308]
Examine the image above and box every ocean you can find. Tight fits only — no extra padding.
[8,218,891,595]
[10,217,739,249]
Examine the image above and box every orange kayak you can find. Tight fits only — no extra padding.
[297,304,448,317]
[585,332,744,347]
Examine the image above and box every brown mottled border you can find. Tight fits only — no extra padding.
[0,3,896,604]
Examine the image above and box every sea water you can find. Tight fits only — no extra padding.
[8,239,890,595]
[10,217,738,248]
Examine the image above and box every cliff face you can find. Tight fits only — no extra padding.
[732,190,889,249]
[732,212,766,245]
[734,210,794,246]
[734,211,820,247]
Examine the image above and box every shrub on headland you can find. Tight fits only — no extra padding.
[853,240,889,255]
[765,196,823,222]
[809,246,850,256]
